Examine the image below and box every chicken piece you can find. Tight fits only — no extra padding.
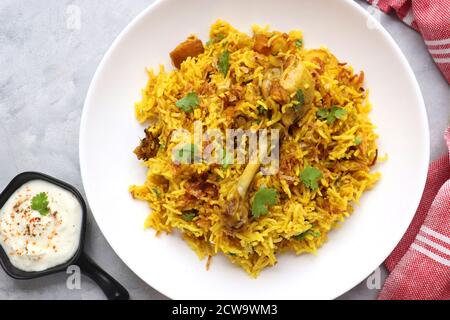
[224,162,260,230]
[170,36,204,69]
[302,49,339,66]
[261,68,281,99]
[253,34,271,55]
[261,68,288,104]
[302,49,339,75]
[279,57,315,127]
[261,58,315,126]
[223,127,288,231]
[134,129,159,161]
[280,56,314,96]
[269,81,289,104]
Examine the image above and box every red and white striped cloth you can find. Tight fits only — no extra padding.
[367,0,450,83]
[378,127,450,300]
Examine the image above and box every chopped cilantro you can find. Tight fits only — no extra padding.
[175,92,200,113]
[181,209,198,221]
[206,34,225,46]
[295,230,321,240]
[257,105,268,115]
[252,187,278,218]
[215,33,225,42]
[295,233,306,240]
[354,136,362,146]
[295,39,303,48]
[218,50,230,76]
[333,107,347,120]
[30,192,49,216]
[294,89,305,111]
[317,108,329,119]
[300,166,322,191]
[317,106,347,124]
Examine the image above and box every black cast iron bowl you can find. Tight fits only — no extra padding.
[0,172,129,300]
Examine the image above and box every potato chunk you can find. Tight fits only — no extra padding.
[170,36,204,69]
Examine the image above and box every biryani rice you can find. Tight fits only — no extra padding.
[129,20,380,277]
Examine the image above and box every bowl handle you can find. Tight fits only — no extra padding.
[78,252,130,300]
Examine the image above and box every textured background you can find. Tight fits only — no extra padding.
[0,0,448,300]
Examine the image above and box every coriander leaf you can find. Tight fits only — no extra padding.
[182,209,198,221]
[317,106,346,124]
[182,213,196,221]
[215,33,225,42]
[257,105,267,115]
[332,106,347,120]
[354,136,362,146]
[218,50,230,76]
[294,89,305,111]
[317,108,329,119]
[295,39,303,48]
[296,89,305,105]
[295,229,321,240]
[206,34,225,46]
[252,187,278,218]
[327,114,336,124]
[300,166,322,191]
[175,92,200,112]
[295,230,309,240]
[30,192,49,216]
[174,144,199,164]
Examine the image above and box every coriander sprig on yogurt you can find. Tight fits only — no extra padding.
[30,192,50,216]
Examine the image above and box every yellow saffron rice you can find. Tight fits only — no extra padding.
[129,20,380,278]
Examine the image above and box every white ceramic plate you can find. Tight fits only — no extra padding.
[80,0,429,299]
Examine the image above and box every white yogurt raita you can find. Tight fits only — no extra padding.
[0,180,82,272]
